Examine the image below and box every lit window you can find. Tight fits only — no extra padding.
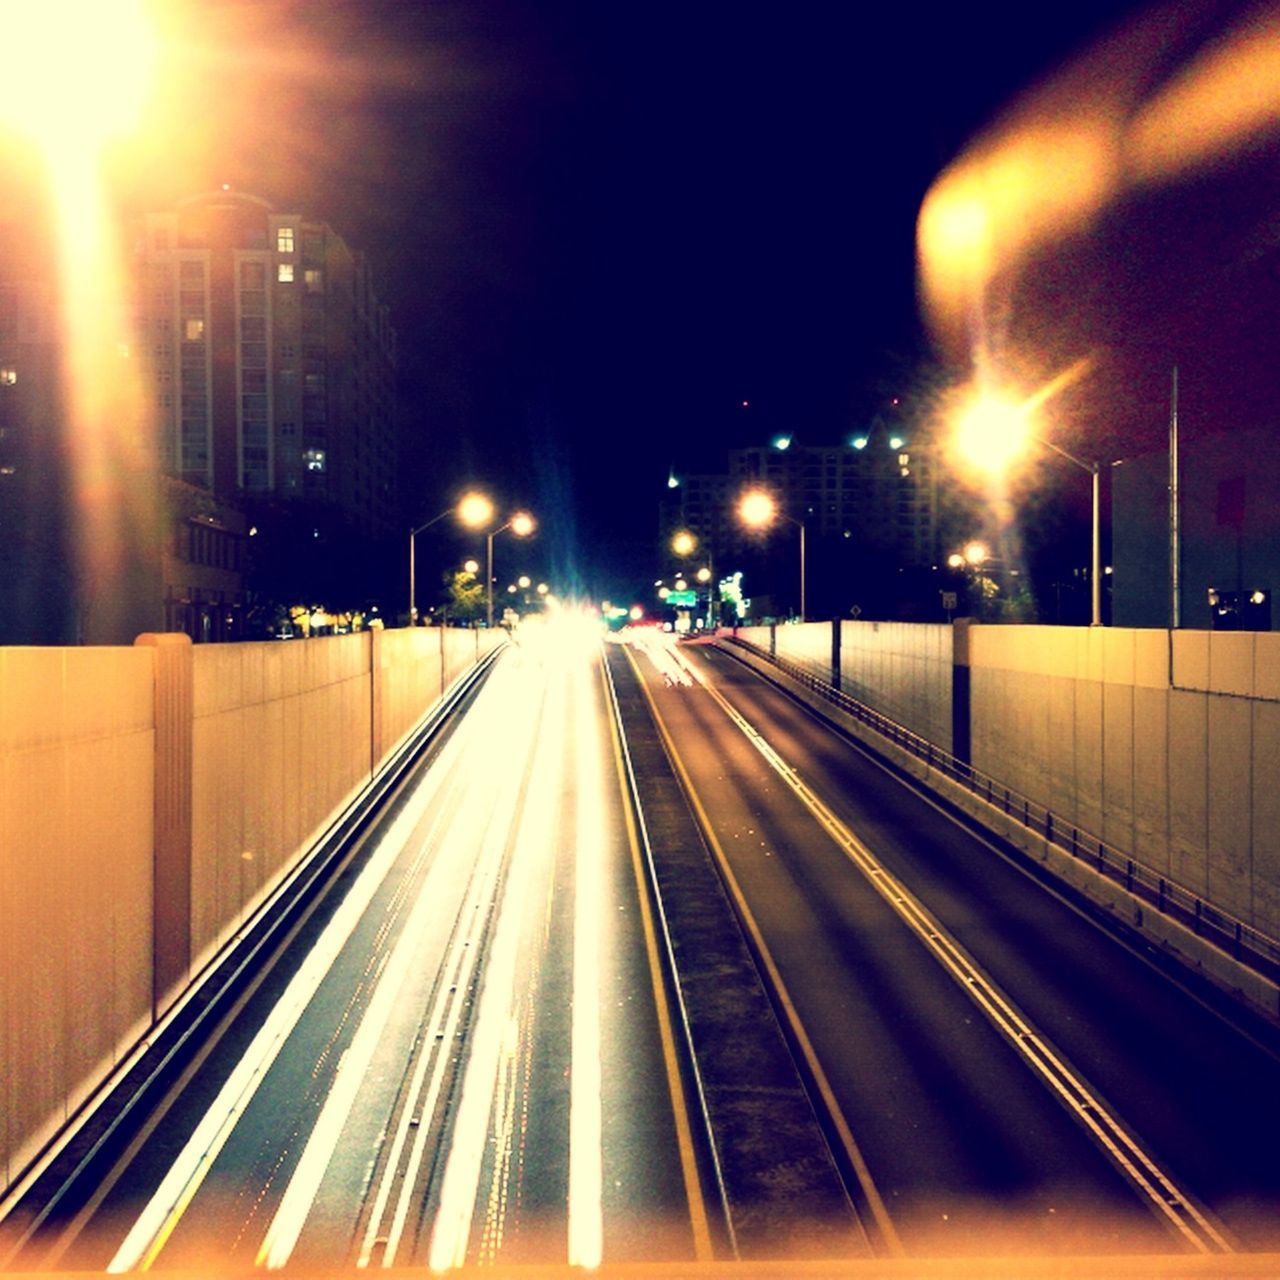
[0,368,15,385]
[278,262,294,283]
[304,269,323,292]
[184,318,204,341]
[277,226,295,253]
[898,452,910,466]
[303,448,326,472]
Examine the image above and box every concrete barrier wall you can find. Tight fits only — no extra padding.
[736,621,954,752]
[839,621,953,753]
[375,628,503,769]
[0,626,500,1200]
[0,648,155,1190]
[190,634,375,974]
[969,626,1280,940]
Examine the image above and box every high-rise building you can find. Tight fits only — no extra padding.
[137,189,398,537]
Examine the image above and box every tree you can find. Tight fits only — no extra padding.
[441,568,484,623]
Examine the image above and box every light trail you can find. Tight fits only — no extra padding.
[105,664,505,1272]
[425,667,563,1271]
[254,693,535,1270]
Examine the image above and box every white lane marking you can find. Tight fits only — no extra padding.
[695,655,1234,1255]
[426,669,565,1271]
[568,655,604,1270]
[105,663,502,1273]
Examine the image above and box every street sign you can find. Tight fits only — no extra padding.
[666,590,697,605]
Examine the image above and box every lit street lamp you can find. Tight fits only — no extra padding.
[671,528,718,628]
[409,491,493,625]
[487,511,535,628]
[738,490,806,621]
[952,386,1102,626]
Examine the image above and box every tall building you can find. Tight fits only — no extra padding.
[727,427,939,564]
[137,189,398,537]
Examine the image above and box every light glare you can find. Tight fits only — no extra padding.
[739,489,777,528]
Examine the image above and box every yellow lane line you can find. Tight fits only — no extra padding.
[600,655,715,1262]
[623,646,902,1258]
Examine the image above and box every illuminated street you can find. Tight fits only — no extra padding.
[33,623,704,1271]
[615,632,1280,1257]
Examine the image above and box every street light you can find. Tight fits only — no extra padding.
[951,382,1102,626]
[486,512,535,628]
[739,489,807,621]
[409,491,494,625]
[672,528,719,628]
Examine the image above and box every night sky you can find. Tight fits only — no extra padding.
[94,0,1280,604]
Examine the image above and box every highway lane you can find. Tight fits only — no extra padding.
[39,620,708,1272]
[622,631,1280,1258]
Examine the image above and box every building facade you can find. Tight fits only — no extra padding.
[137,189,398,538]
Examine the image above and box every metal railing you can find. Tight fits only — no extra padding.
[722,634,1280,985]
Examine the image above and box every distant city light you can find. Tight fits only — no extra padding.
[852,436,868,450]
[667,474,680,489]
[889,435,906,449]
[772,434,792,451]
[629,606,643,621]
[510,511,535,537]
[518,575,531,589]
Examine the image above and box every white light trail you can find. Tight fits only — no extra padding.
[426,676,564,1271]
[105,670,497,1273]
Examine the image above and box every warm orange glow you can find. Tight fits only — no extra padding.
[671,530,696,557]
[918,6,1280,350]
[0,0,157,152]
[738,489,776,528]
[951,391,1033,478]
[964,541,989,565]
[510,512,535,537]
[458,492,494,529]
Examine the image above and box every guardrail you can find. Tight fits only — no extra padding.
[722,634,1280,986]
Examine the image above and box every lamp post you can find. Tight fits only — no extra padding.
[671,528,718,628]
[739,490,806,621]
[486,511,535,628]
[408,491,493,625]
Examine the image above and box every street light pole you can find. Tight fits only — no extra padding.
[486,526,498,630]
[798,520,806,622]
[485,512,535,629]
[408,511,450,625]
[1042,439,1101,627]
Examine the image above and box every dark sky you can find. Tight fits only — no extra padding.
[105,0,1280,603]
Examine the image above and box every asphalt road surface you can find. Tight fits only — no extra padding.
[41,619,707,1272]
[620,630,1280,1260]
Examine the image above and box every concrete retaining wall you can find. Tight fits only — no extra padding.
[840,620,953,753]
[0,647,155,1192]
[737,620,954,752]
[970,626,1280,941]
[0,627,500,1200]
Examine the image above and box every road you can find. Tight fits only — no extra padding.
[36,619,708,1272]
[12,619,1280,1272]
[619,630,1280,1259]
